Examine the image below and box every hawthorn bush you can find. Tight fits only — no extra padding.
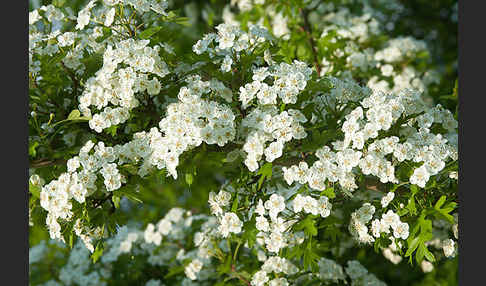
[29,0,458,285]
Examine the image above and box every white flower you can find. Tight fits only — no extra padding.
[264,194,286,220]
[144,223,162,245]
[393,222,409,239]
[256,216,269,232]
[255,199,266,216]
[257,250,267,262]
[251,270,269,286]
[104,8,116,26]
[442,239,455,257]
[317,196,332,217]
[219,33,235,50]
[29,10,41,25]
[157,218,172,236]
[70,183,87,203]
[345,260,368,280]
[221,55,233,73]
[381,210,400,230]
[421,260,434,273]
[292,194,305,213]
[67,157,80,173]
[76,9,90,30]
[449,171,458,180]
[303,196,318,215]
[119,240,132,253]
[147,78,161,95]
[264,141,283,162]
[265,231,285,253]
[219,212,242,237]
[383,248,402,264]
[381,192,395,208]
[356,203,375,223]
[371,219,385,238]
[257,84,277,105]
[185,259,203,280]
[381,64,394,77]
[57,32,76,47]
[269,277,289,286]
[410,165,430,188]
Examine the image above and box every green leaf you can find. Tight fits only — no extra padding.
[407,195,417,216]
[442,202,457,214]
[50,110,90,128]
[434,195,447,210]
[52,0,66,7]
[416,243,426,264]
[217,253,233,275]
[374,236,390,253]
[257,163,272,189]
[185,173,194,186]
[294,215,318,237]
[95,27,113,43]
[165,265,185,279]
[453,79,458,97]
[174,17,191,27]
[424,246,436,262]
[106,125,118,137]
[29,141,39,157]
[120,164,139,175]
[231,194,239,212]
[91,242,104,263]
[112,195,121,209]
[29,182,41,199]
[410,185,419,195]
[68,232,74,249]
[397,208,409,216]
[405,237,420,257]
[320,187,335,199]
[114,188,143,204]
[302,240,320,272]
[242,218,258,248]
[139,26,162,39]
[67,109,81,120]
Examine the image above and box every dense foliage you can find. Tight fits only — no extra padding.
[29,0,458,285]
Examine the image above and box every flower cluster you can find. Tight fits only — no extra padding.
[382,240,404,265]
[237,0,442,97]
[250,256,298,286]
[239,61,312,107]
[81,38,170,132]
[144,75,237,178]
[39,140,121,243]
[349,202,409,246]
[292,194,332,218]
[193,23,273,72]
[344,260,387,286]
[242,107,308,171]
[284,86,457,194]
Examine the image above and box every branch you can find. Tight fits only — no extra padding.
[61,62,79,97]
[30,159,67,168]
[231,264,251,286]
[299,8,321,75]
[92,193,113,209]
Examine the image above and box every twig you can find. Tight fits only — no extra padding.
[30,159,67,168]
[61,62,79,97]
[299,8,321,75]
[92,193,113,209]
[231,264,251,286]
